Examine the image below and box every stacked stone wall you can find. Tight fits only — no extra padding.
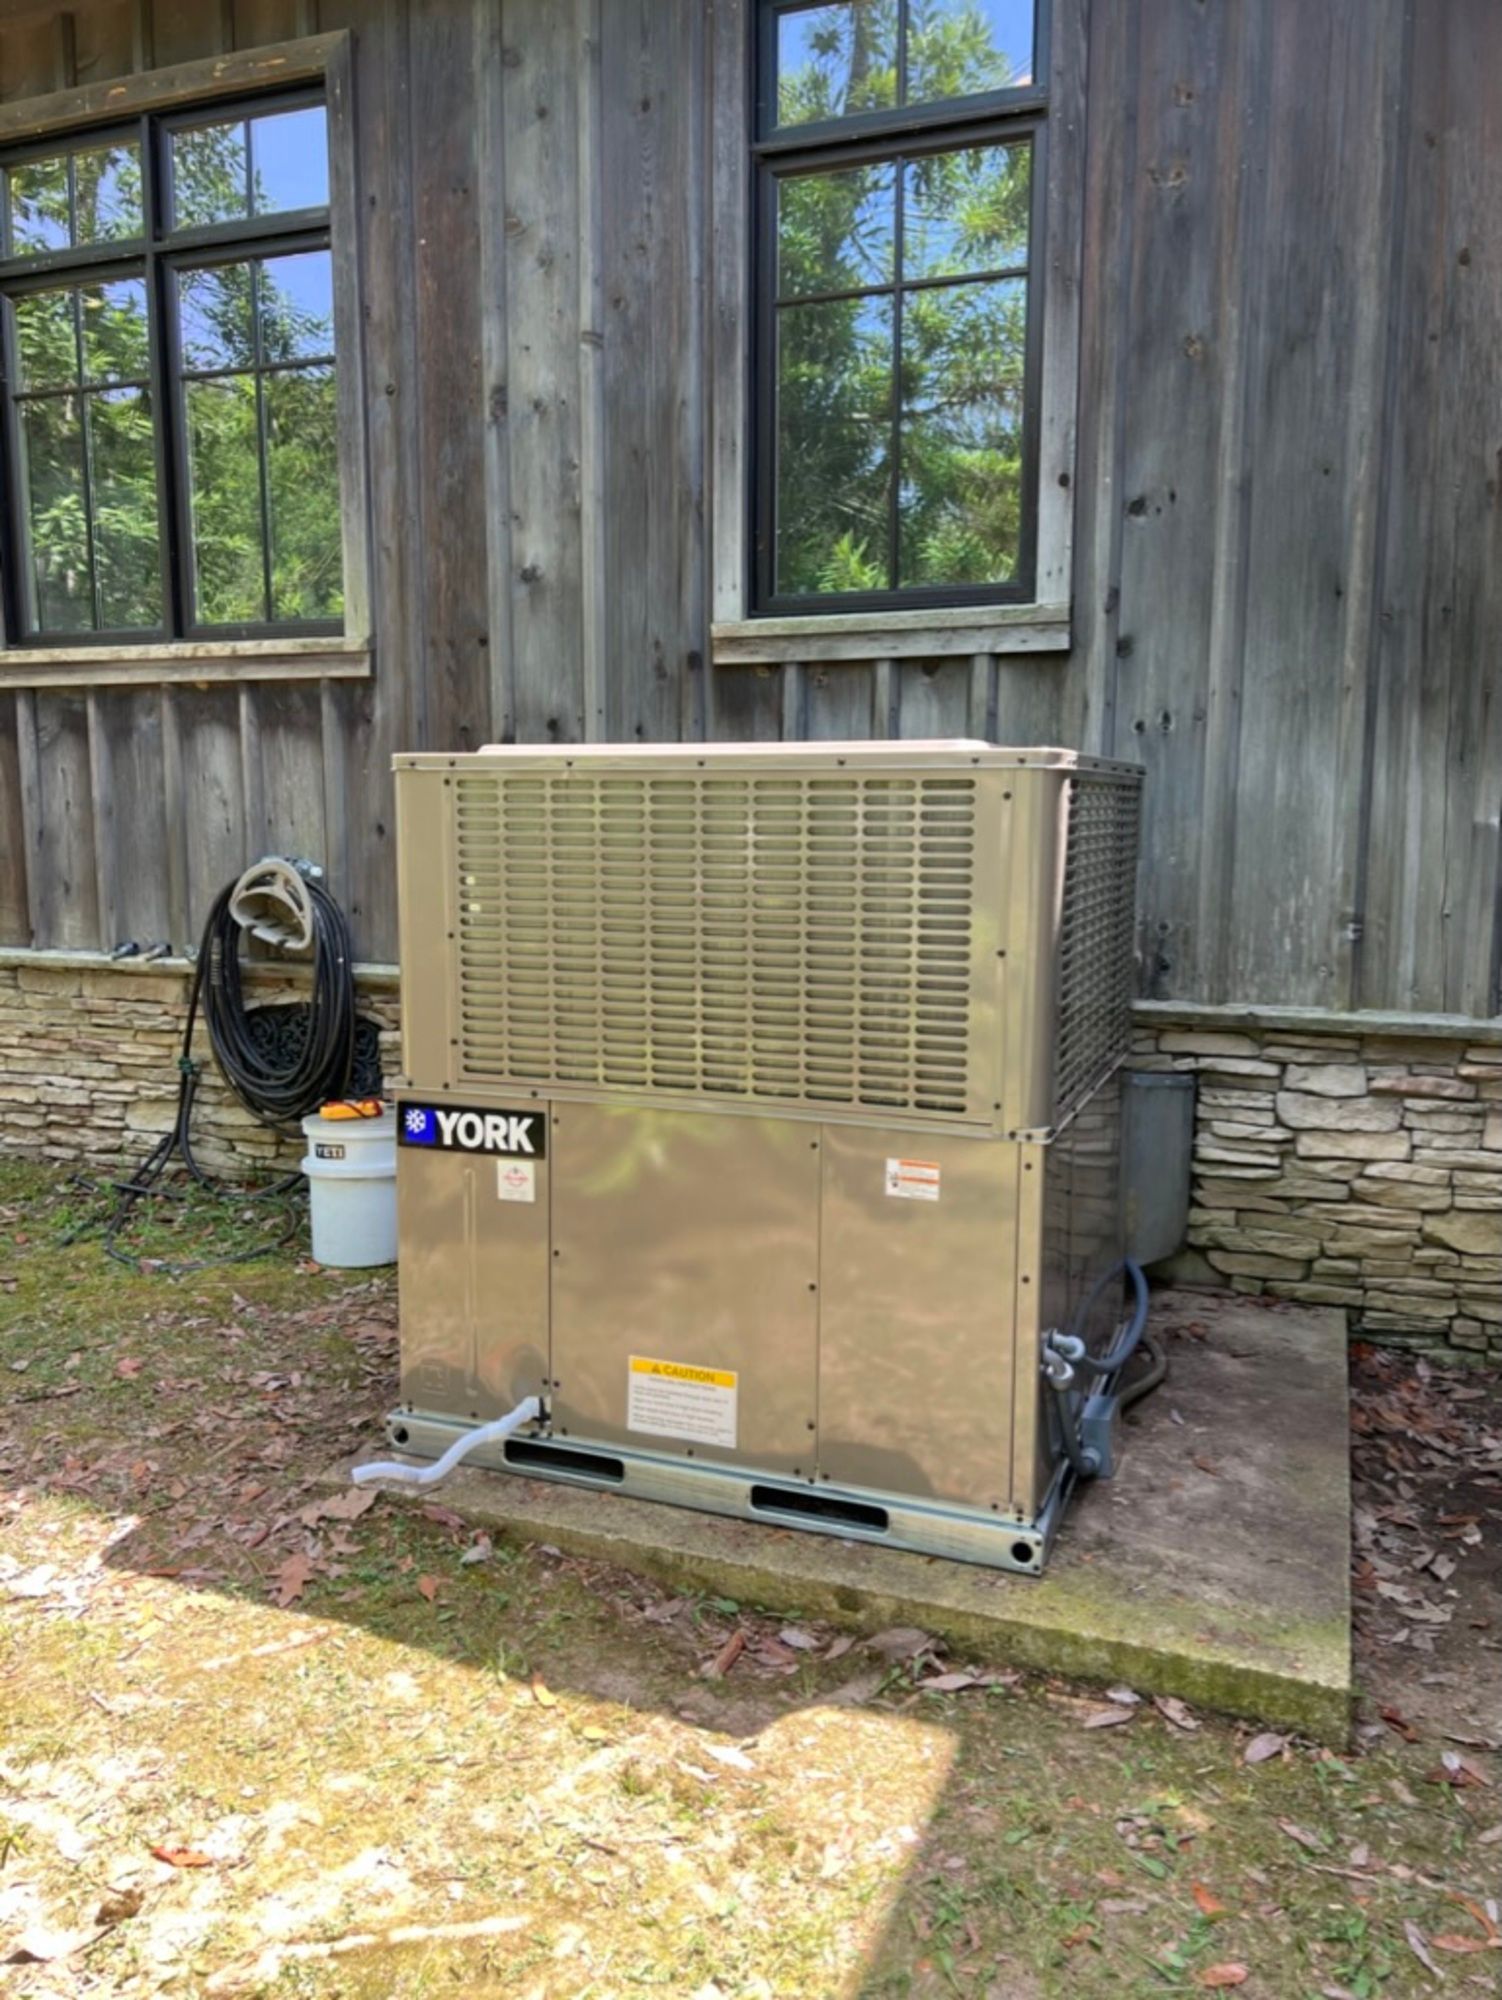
[0,959,400,1179]
[1132,1023,1501,1360]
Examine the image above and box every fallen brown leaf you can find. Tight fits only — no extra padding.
[530,1675,557,1708]
[865,1626,934,1661]
[1154,1694,1200,1732]
[115,1357,144,1378]
[1277,1820,1325,1853]
[1403,1920,1440,1977]
[151,1845,214,1868]
[1082,1705,1136,1730]
[1198,1966,1247,1990]
[416,1574,440,1603]
[1191,1881,1228,1918]
[274,1551,313,1608]
[1242,1731,1286,1766]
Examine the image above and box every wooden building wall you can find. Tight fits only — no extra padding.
[0,0,1498,1023]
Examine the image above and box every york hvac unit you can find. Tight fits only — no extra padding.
[388,742,1142,1572]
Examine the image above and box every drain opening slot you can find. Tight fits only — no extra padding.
[749,1484,889,1532]
[506,1439,625,1484]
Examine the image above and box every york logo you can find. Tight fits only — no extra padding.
[399,1102,546,1158]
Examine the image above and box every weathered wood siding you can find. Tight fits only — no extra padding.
[0,0,1498,1021]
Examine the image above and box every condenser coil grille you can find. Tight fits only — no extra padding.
[1055,776,1141,1120]
[454,770,980,1118]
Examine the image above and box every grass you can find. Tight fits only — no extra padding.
[1,1155,1498,1998]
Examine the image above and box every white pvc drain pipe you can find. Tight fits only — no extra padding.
[351,1395,542,1489]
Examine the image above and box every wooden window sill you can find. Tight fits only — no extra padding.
[0,636,372,690]
[711,602,1071,664]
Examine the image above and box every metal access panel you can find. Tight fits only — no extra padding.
[387,742,1142,1572]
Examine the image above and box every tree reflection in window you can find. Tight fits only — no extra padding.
[0,98,339,642]
[758,1,1040,610]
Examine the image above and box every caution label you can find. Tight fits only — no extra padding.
[627,1355,738,1449]
[885,1157,940,1201]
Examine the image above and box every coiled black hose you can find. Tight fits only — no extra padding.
[73,866,359,1270]
[199,873,357,1129]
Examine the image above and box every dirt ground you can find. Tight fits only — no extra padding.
[1,1158,1498,1999]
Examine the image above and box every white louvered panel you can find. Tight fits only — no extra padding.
[454,770,978,1119]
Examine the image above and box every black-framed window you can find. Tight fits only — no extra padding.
[0,92,341,645]
[753,0,1046,615]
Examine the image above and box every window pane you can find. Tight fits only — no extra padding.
[80,278,150,384]
[88,387,160,628]
[7,156,69,255]
[898,276,1025,586]
[19,394,91,632]
[178,263,256,372]
[902,140,1029,281]
[776,295,892,595]
[185,375,265,624]
[266,365,342,620]
[775,2,898,127]
[906,0,1035,104]
[13,288,78,390]
[258,250,335,361]
[250,105,329,216]
[171,120,250,228]
[777,162,894,298]
[73,142,143,244]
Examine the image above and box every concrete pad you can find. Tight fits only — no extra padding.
[340,1290,1351,1740]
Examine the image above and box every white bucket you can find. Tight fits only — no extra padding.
[300,1108,398,1268]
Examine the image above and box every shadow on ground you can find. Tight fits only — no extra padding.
[2,1159,1499,1997]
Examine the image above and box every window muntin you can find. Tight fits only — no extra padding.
[0,94,339,646]
[755,1,1042,616]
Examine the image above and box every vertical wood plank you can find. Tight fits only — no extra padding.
[1068,0,1139,755]
[1110,0,1252,1002]
[871,657,898,738]
[779,662,806,741]
[85,695,117,949]
[0,695,32,944]
[409,0,487,755]
[177,687,247,936]
[26,697,100,949]
[503,0,586,743]
[1033,0,1087,611]
[477,0,517,744]
[1225,0,1406,1010]
[600,0,708,743]
[159,688,191,948]
[577,0,608,741]
[804,664,873,740]
[95,691,172,946]
[898,659,971,738]
[713,665,782,742]
[12,692,42,944]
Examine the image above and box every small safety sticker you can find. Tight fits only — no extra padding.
[496,1158,537,1204]
[627,1355,738,1449]
[885,1157,940,1201]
